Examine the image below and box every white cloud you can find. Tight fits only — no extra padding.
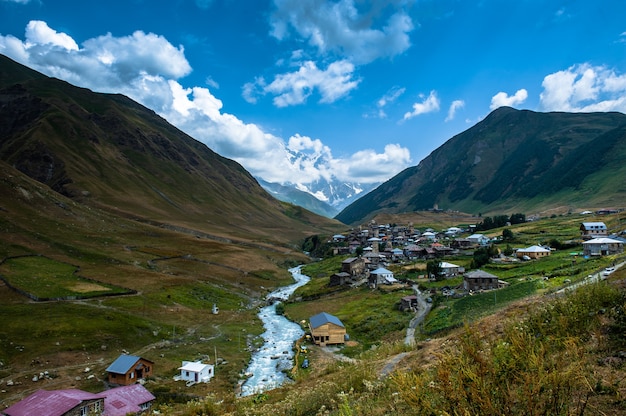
[490,89,528,110]
[2,0,32,4]
[329,143,411,183]
[403,90,440,121]
[0,20,410,187]
[270,0,413,64]
[540,63,626,112]
[445,99,464,122]
[245,60,360,107]
[25,20,79,51]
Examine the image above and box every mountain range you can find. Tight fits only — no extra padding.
[257,177,378,218]
[336,106,626,225]
[0,53,343,244]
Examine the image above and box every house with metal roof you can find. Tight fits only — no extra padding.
[516,245,551,259]
[103,384,155,416]
[106,354,154,386]
[309,312,346,346]
[580,222,608,239]
[582,237,624,256]
[1,389,104,416]
[175,360,214,386]
[369,267,396,288]
[463,270,507,291]
[1,384,155,416]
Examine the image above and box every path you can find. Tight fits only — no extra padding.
[404,285,432,346]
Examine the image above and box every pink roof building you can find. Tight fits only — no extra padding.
[1,389,104,416]
[2,384,155,416]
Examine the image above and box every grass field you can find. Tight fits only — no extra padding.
[0,255,132,300]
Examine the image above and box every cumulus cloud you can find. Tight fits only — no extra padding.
[403,90,440,121]
[0,20,410,186]
[243,60,360,107]
[270,0,413,65]
[539,63,626,112]
[490,89,528,110]
[25,20,79,50]
[445,99,464,122]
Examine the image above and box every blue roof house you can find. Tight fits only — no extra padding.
[106,354,154,386]
[309,312,346,346]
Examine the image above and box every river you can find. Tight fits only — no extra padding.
[239,266,310,397]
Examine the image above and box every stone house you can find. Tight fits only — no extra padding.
[582,237,624,256]
[463,270,503,291]
[580,222,608,239]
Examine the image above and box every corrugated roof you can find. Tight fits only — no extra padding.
[465,270,498,279]
[102,384,155,416]
[2,389,103,416]
[105,354,142,374]
[179,361,212,372]
[310,312,344,329]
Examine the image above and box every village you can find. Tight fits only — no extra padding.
[304,217,625,350]
[2,215,625,415]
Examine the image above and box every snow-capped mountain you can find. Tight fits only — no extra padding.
[257,177,380,219]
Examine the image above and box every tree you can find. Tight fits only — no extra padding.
[509,212,526,224]
[426,260,443,281]
[502,228,514,241]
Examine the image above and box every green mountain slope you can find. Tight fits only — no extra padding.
[0,54,344,242]
[336,107,626,225]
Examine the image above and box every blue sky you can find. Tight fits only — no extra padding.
[2,0,626,193]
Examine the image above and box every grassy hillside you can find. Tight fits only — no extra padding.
[336,107,626,225]
[0,54,346,408]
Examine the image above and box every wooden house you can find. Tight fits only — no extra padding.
[399,295,418,311]
[106,354,154,386]
[309,312,346,346]
[329,271,352,287]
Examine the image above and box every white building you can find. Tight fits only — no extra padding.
[369,267,397,287]
[177,361,214,385]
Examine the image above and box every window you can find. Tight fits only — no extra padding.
[130,371,135,379]
[80,407,88,416]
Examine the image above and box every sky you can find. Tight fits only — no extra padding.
[2,0,626,194]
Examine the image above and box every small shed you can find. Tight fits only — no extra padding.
[329,272,352,287]
[400,295,418,312]
[106,354,154,386]
[309,312,346,346]
[177,361,214,385]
